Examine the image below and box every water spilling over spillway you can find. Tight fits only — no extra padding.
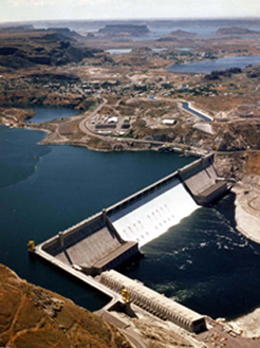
[110,178,199,247]
[37,153,230,277]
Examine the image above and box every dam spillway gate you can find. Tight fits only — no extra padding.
[33,153,230,333]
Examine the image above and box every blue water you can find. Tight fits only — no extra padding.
[117,25,260,41]
[27,106,78,123]
[168,55,260,74]
[0,123,193,311]
[2,107,260,319]
[150,25,260,38]
[124,194,260,320]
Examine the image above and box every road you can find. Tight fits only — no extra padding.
[79,97,108,136]
[77,96,208,155]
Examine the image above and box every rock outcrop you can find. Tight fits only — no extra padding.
[0,264,131,348]
[98,24,150,37]
[216,27,260,35]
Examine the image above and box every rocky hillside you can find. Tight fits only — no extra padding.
[0,264,131,348]
[0,28,102,70]
[216,27,260,35]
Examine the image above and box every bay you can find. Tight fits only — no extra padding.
[168,55,260,74]
[27,106,78,123]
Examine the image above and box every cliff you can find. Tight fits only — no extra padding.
[0,264,131,348]
[0,29,103,69]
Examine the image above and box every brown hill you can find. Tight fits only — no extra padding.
[0,28,102,69]
[168,30,196,37]
[0,264,131,348]
[216,27,260,35]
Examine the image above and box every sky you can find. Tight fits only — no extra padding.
[0,0,260,23]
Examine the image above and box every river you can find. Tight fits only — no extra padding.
[1,109,260,319]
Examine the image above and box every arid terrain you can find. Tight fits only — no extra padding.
[0,264,131,348]
[2,263,260,348]
[1,19,260,347]
[0,23,260,154]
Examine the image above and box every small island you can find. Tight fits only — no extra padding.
[216,26,260,35]
[98,24,150,37]
[168,29,197,37]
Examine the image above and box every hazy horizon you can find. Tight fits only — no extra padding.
[1,0,260,24]
[1,16,260,25]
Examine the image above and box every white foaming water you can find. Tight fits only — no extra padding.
[110,178,199,247]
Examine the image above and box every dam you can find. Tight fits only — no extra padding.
[99,270,207,333]
[32,153,230,333]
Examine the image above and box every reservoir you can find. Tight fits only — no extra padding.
[1,108,260,319]
[168,55,260,74]
[27,106,78,123]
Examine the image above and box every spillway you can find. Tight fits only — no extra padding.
[109,178,199,247]
[35,154,230,271]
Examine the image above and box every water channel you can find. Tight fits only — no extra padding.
[181,102,212,122]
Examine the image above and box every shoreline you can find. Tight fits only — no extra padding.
[232,175,260,245]
[229,308,260,338]
[21,121,206,155]
[229,174,260,338]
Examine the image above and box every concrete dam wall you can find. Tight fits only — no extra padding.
[39,153,229,274]
[41,212,140,276]
[178,154,229,206]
